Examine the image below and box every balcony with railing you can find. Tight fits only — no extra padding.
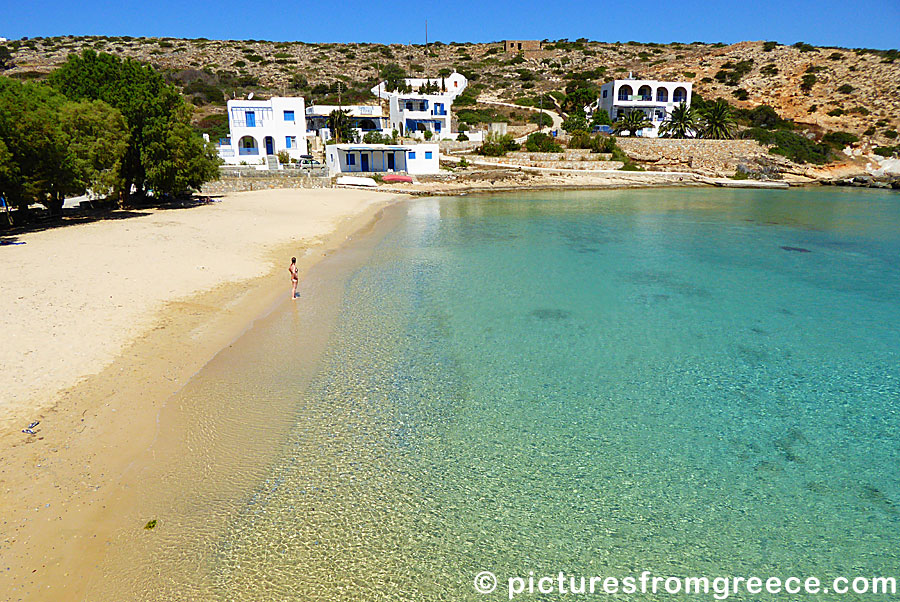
[239,147,260,156]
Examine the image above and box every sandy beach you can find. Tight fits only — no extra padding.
[0,188,404,600]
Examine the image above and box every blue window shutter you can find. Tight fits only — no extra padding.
[285,136,291,148]
[246,111,255,127]
[425,151,433,159]
[284,110,294,121]
[409,151,416,159]
[348,154,355,165]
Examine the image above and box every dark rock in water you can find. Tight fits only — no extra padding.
[529,308,573,320]
[781,246,811,253]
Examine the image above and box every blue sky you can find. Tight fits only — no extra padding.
[5,0,899,50]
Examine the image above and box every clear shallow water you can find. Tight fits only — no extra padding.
[133,189,900,600]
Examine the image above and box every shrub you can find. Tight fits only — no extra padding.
[827,108,844,116]
[477,133,520,156]
[456,133,469,142]
[743,127,832,164]
[864,127,876,136]
[524,132,562,152]
[423,130,433,140]
[276,150,290,164]
[761,63,779,76]
[530,112,553,127]
[363,131,397,144]
[822,131,859,148]
[828,52,844,60]
[763,41,778,51]
[885,130,899,139]
[793,42,817,52]
[733,88,749,101]
[837,84,854,94]
[873,146,898,157]
[800,74,817,92]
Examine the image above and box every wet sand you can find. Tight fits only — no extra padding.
[0,189,406,600]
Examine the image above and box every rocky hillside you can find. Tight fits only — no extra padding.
[3,36,899,147]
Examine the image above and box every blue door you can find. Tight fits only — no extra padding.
[361,154,369,172]
[265,137,274,155]
[246,111,256,127]
[387,153,395,171]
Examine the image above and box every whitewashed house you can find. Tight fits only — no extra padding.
[325,143,440,175]
[371,72,468,140]
[586,78,693,138]
[305,104,390,141]
[216,97,308,166]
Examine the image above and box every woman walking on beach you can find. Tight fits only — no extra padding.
[289,257,299,299]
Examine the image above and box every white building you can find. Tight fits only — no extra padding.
[216,97,308,166]
[305,104,389,141]
[325,143,440,175]
[370,72,467,140]
[586,79,693,138]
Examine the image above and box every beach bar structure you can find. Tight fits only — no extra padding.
[586,78,693,138]
[325,143,439,175]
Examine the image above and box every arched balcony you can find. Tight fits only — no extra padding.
[637,85,652,101]
[673,87,688,103]
[617,85,633,101]
[238,136,259,156]
[656,88,669,102]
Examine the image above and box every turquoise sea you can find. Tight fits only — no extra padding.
[117,188,900,600]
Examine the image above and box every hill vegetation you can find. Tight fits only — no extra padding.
[1,36,899,155]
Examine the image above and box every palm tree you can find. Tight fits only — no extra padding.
[612,111,653,137]
[700,99,735,139]
[658,102,699,138]
[327,109,355,143]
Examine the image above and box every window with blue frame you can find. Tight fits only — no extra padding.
[286,136,296,148]
[409,151,416,159]
[425,151,433,159]
[245,111,256,127]
[347,154,356,166]
[284,110,295,122]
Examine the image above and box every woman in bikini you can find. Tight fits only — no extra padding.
[289,257,299,298]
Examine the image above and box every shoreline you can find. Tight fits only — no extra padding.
[0,189,406,600]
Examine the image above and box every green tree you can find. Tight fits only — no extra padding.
[143,105,221,196]
[700,98,736,139]
[658,102,699,138]
[49,49,219,202]
[524,132,562,152]
[0,46,13,71]
[590,110,612,127]
[327,109,355,143]
[562,86,596,114]
[0,76,129,216]
[379,63,407,92]
[613,111,653,137]
[562,111,589,134]
[58,100,130,200]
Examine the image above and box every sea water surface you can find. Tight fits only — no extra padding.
[108,188,900,600]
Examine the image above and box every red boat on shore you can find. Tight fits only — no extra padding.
[382,174,413,183]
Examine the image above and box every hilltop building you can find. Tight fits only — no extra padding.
[325,143,440,175]
[305,104,389,141]
[503,40,543,53]
[216,96,308,166]
[370,72,468,140]
[585,78,693,138]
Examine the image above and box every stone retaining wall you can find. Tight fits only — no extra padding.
[615,138,767,175]
[201,169,331,194]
